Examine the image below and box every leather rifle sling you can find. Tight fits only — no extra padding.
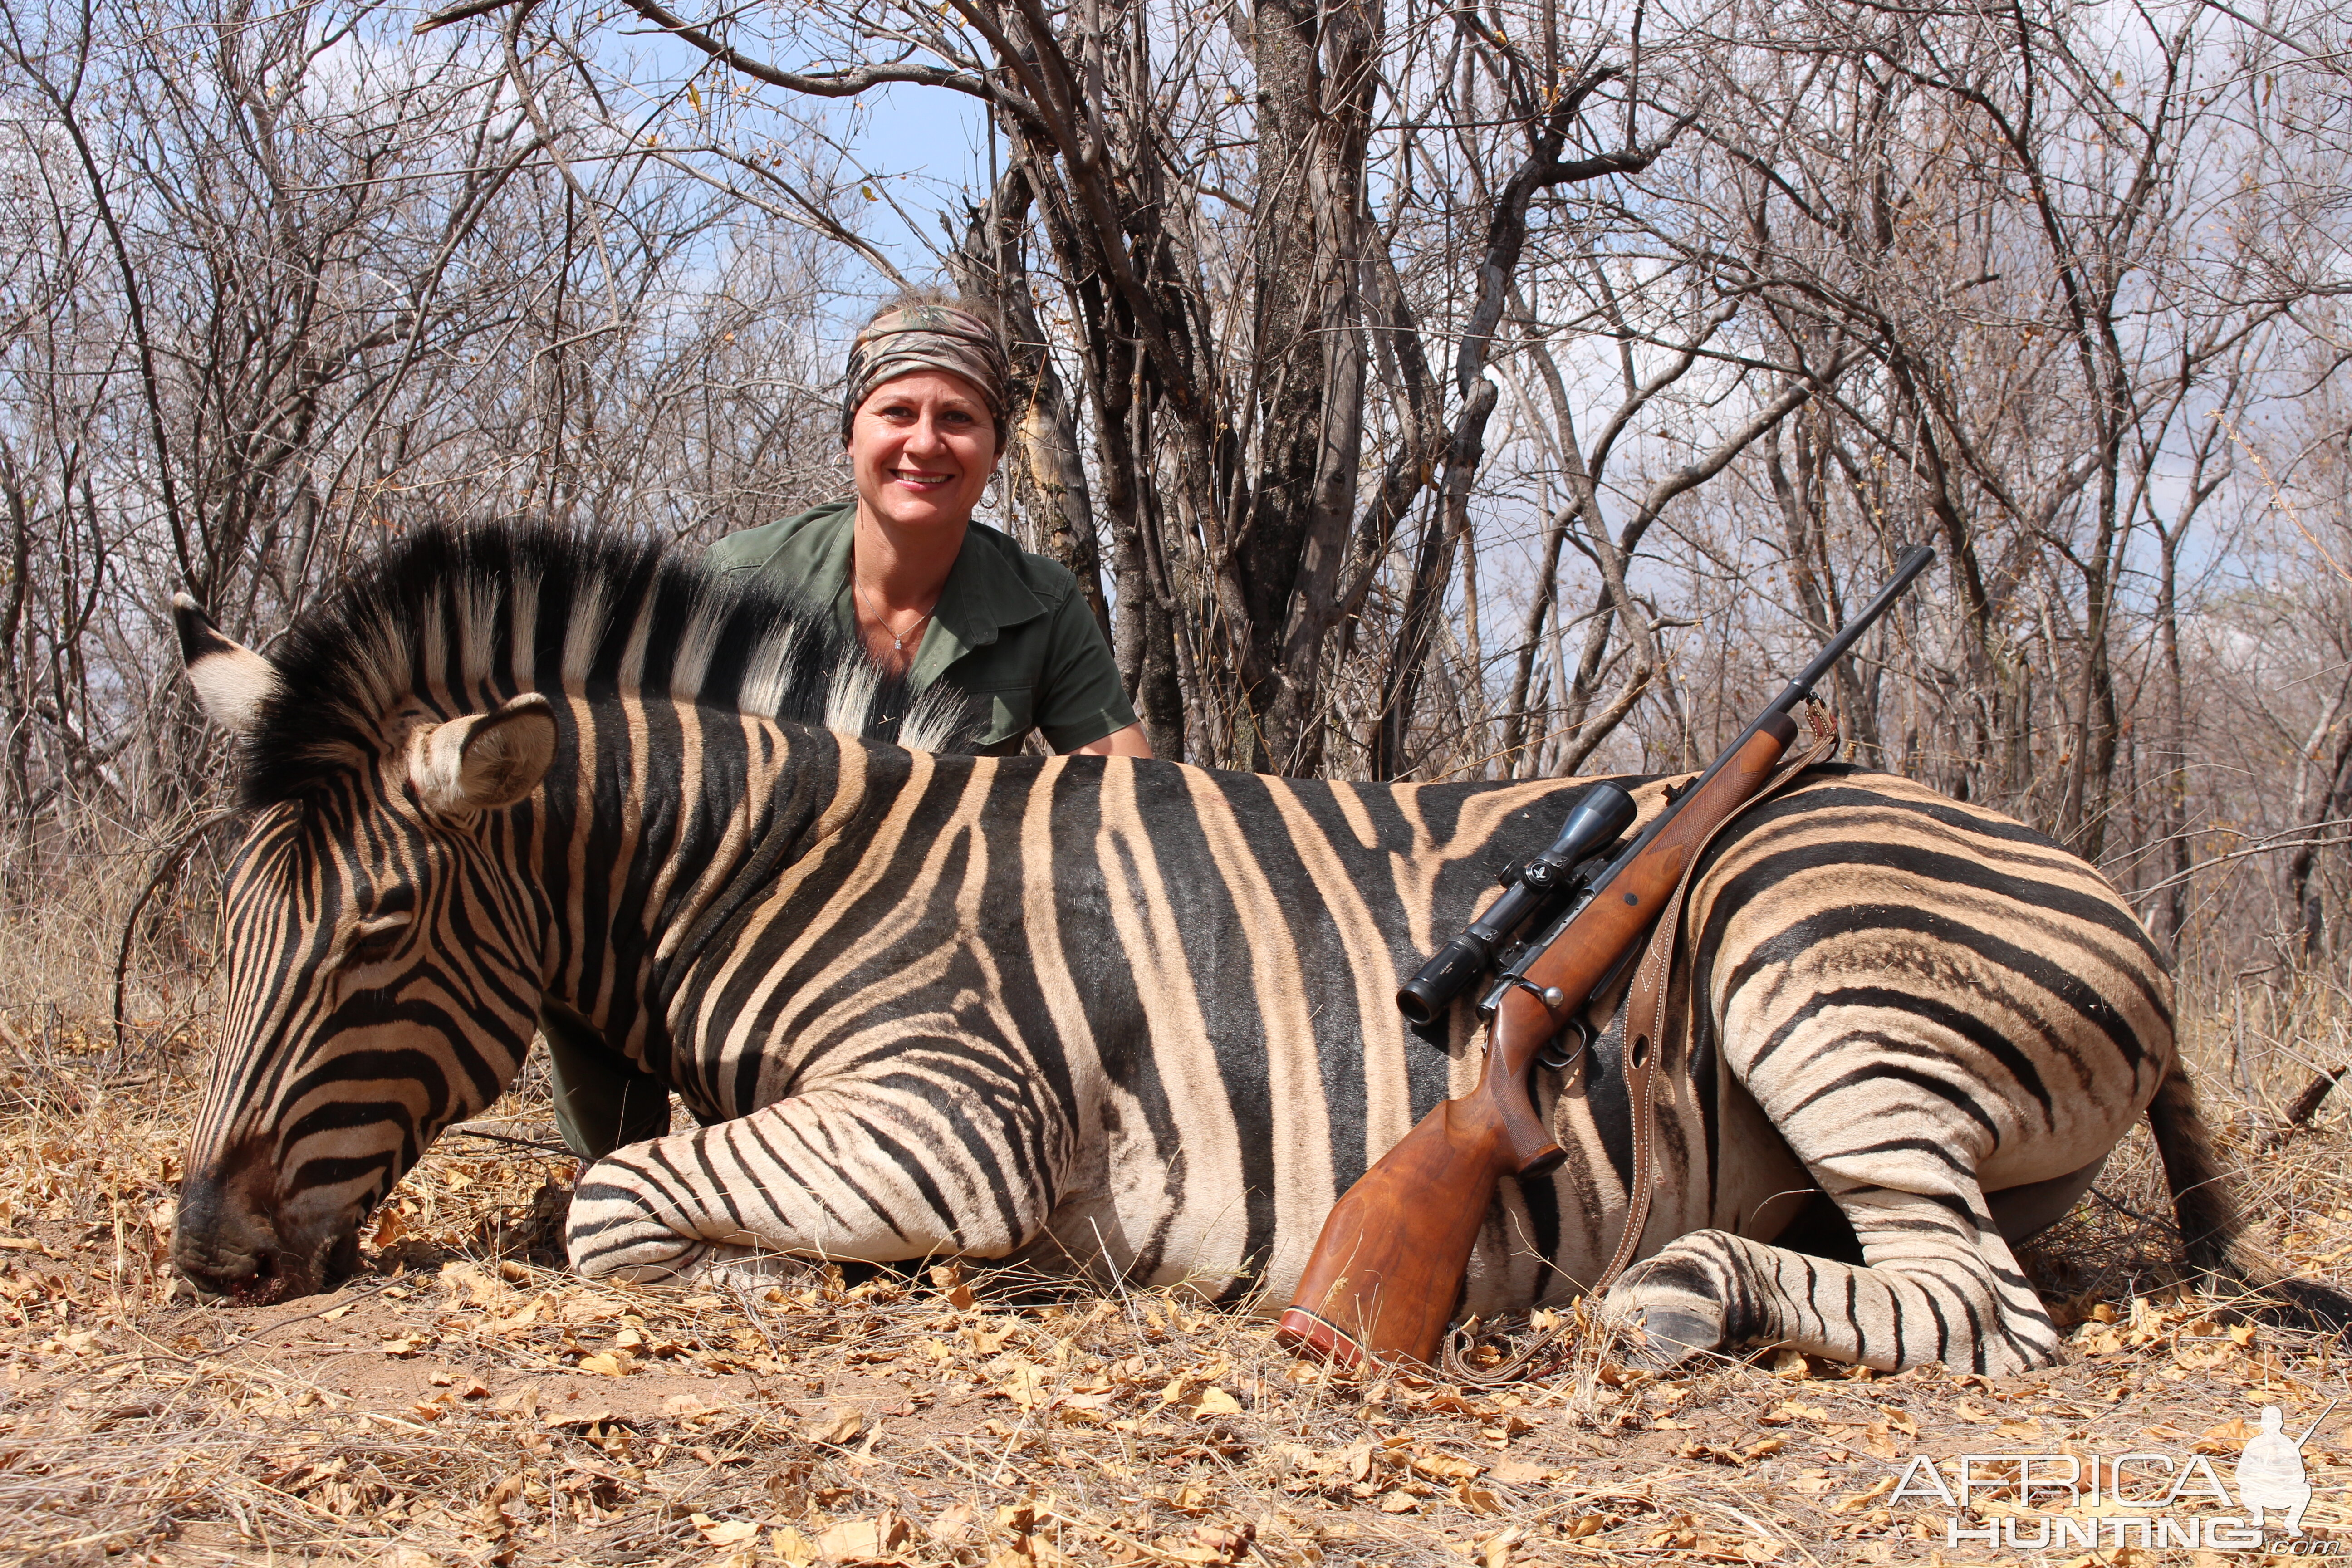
[1591,708,1843,1294]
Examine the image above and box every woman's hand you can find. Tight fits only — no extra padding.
[1072,725,1153,759]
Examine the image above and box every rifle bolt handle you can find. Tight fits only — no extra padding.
[1540,985,1564,1009]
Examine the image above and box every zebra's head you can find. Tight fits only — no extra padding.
[169,596,558,1301]
[165,526,972,1303]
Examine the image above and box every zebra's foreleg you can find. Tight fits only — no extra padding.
[1601,1185,2063,1374]
[563,1076,1060,1285]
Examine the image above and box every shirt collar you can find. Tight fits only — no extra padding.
[774,503,1048,688]
[907,519,1047,687]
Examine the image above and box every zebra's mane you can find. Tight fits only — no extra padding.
[236,523,975,807]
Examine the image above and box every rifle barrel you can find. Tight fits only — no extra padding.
[1580,544,1934,900]
[1769,543,1936,719]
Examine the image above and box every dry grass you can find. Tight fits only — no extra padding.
[5,972,2352,1567]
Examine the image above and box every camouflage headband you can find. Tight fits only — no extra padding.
[840,303,1010,447]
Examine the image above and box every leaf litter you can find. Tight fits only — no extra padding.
[1,1021,2349,1564]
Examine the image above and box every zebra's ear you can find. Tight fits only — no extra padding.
[173,592,283,737]
[410,693,558,816]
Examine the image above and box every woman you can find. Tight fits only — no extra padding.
[708,294,1150,758]
[545,296,1149,1159]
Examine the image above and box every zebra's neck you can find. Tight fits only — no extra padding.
[534,704,877,1094]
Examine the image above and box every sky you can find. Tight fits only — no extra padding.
[784,82,992,285]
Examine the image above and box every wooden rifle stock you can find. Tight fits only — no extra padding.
[1276,712,1799,1367]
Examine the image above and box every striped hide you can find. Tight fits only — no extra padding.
[169,524,2343,1373]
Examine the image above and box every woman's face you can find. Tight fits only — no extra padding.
[848,369,1000,536]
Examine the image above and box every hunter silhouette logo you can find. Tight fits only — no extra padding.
[1892,1399,2342,1553]
[2238,1403,2328,1536]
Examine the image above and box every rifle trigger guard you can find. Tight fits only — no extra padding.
[1538,1017,1593,1075]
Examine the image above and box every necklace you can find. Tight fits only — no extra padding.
[853,572,937,653]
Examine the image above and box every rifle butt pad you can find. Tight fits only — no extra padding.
[1273,1306,1368,1367]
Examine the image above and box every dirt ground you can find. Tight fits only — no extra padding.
[6,1024,2352,1568]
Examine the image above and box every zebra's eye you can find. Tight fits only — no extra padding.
[339,914,412,971]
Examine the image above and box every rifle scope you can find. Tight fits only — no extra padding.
[1395,782,1638,1026]
[1391,542,1936,1031]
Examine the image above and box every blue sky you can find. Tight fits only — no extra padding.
[811,83,991,283]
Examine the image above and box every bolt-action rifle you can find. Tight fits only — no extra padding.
[1277,545,1936,1367]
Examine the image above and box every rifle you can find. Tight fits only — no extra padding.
[1277,544,1936,1368]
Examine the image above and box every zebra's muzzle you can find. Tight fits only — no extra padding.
[172,1170,361,1304]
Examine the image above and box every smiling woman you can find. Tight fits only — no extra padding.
[708,292,1146,760]
[538,293,1151,1163]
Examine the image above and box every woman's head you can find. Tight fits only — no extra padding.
[843,294,1009,535]
[842,294,1009,455]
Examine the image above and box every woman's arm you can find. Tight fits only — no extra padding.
[1072,724,1153,759]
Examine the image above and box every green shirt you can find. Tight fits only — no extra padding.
[706,500,1138,754]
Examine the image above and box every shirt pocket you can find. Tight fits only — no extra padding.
[966,685,1035,749]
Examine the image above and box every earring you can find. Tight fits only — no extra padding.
[981,473,1003,512]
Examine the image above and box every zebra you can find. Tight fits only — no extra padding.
[168,525,2344,1373]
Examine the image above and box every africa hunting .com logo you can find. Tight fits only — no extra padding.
[1889,1401,2341,1553]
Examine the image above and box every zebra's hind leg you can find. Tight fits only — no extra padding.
[1601,1178,2064,1374]
[562,1075,1060,1286]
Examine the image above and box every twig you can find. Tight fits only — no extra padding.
[2136,828,2352,897]
[414,0,530,32]
[447,1125,573,1154]
[112,810,234,1052]
[2090,1186,2176,1233]
[216,1276,407,1351]
[2288,1066,2350,1128]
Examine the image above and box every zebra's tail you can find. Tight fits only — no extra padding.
[2147,1058,2352,1334]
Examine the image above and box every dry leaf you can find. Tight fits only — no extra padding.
[691,1515,761,1547]
[771,1527,818,1565]
[814,1513,909,1562]
[804,1406,867,1446]
[543,1407,626,1430]
[1760,1400,1830,1425]
[1488,1460,1556,1485]
[1156,1523,1255,1565]
[494,1300,546,1334]
[1193,1386,1244,1416]
[559,1295,623,1324]
[1376,1490,1419,1513]
[929,1503,978,1544]
[1455,1480,1504,1514]
[997,1362,1051,1410]
[1166,1483,1213,1515]
[576,1351,630,1378]
[1409,1450,1485,1483]
[2197,1416,2258,1453]
[1829,1476,1896,1514]
[931,1262,977,1312]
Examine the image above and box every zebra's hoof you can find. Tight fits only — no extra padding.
[690,1245,843,1294]
[1624,1305,1720,1367]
